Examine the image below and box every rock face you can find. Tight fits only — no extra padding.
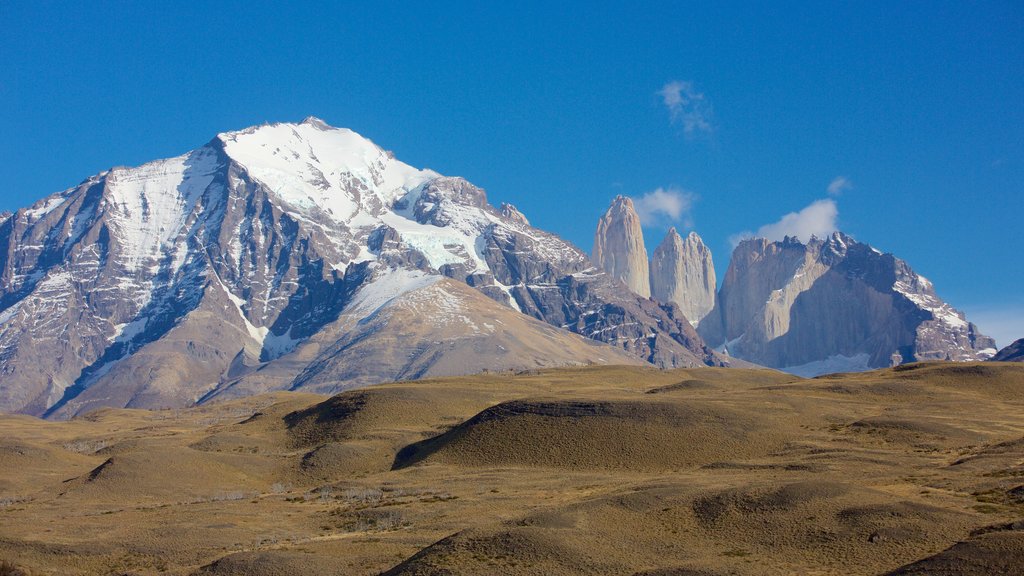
[699,232,996,376]
[992,339,1024,362]
[650,228,716,325]
[593,196,650,297]
[0,118,726,418]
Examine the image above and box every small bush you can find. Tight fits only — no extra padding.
[62,439,108,454]
[343,487,383,504]
[0,560,28,576]
[209,491,249,502]
[349,509,406,532]
[0,496,29,508]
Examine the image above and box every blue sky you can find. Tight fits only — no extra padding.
[2,2,1022,345]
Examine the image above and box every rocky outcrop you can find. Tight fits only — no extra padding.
[699,232,996,375]
[593,196,650,297]
[650,228,716,325]
[0,118,728,418]
[992,338,1024,362]
[499,202,529,226]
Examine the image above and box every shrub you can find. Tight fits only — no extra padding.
[0,560,28,576]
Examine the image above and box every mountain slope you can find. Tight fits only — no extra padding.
[699,233,996,375]
[0,118,724,417]
[185,274,646,409]
[991,338,1024,362]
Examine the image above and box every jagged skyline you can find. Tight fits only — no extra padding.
[1,2,1020,343]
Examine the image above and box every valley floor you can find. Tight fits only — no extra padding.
[2,363,1024,575]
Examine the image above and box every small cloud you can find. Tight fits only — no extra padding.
[632,187,696,227]
[827,176,852,196]
[658,80,713,135]
[732,198,839,245]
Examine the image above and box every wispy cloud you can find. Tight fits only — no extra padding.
[658,80,713,135]
[632,187,695,226]
[732,198,839,245]
[827,176,852,196]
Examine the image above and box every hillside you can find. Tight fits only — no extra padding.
[2,363,1024,575]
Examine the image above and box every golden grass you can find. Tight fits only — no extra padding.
[1,363,1023,575]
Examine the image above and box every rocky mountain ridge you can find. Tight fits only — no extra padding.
[593,195,650,297]
[588,197,996,376]
[0,118,723,418]
[697,233,996,374]
[992,338,1024,362]
[592,198,717,328]
[650,227,716,325]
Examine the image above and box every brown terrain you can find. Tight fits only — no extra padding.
[2,362,1024,575]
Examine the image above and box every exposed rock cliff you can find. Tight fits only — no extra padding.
[699,232,996,375]
[593,196,650,297]
[650,228,716,325]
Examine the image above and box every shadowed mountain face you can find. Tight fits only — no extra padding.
[992,339,1024,362]
[0,118,723,418]
[698,233,996,375]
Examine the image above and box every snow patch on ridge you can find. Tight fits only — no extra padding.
[346,267,440,318]
[105,147,221,274]
[392,282,492,333]
[782,353,873,377]
[894,274,969,330]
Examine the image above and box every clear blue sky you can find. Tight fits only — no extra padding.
[2,2,1022,345]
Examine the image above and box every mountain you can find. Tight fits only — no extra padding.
[0,118,724,418]
[650,228,716,326]
[698,233,997,375]
[991,338,1024,362]
[593,195,650,297]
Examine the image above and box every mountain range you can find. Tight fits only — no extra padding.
[0,118,1001,418]
[592,197,997,376]
[0,118,723,418]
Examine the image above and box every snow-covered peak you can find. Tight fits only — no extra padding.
[216,119,439,220]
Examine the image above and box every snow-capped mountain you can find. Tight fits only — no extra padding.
[698,233,997,375]
[0,118,722,418]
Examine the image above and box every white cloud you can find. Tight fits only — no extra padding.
[732,198,839,245]
[631,187,695,226]
[658,80,713,135]
[827,176,852,196]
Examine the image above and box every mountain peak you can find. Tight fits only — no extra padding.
[594,195,650,297]
[0,118,733,417]
[215,119,438,219]
[499,202,530,226]
[610,195,636,211]
[702,229,995,374]
[300,115,331,130]
[651,227,716,325]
